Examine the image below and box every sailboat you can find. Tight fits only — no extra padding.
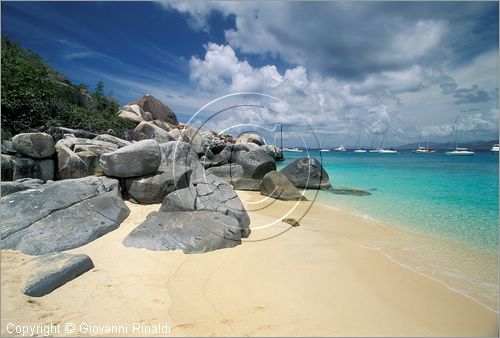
[353,131,367,153]
[413,130,436,153]
[445,116,475,156]
[372,133,398,154]
[319,135,330,152]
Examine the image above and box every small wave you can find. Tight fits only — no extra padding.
[358,242,499,314]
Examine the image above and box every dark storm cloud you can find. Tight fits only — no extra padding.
[453,85,490,105]
[177,1,499,80]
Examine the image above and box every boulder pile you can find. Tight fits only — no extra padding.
[1,94,333,295]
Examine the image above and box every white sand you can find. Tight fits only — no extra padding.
[1,193,498,336]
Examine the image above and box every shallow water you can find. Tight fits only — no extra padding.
[278,150,499,311]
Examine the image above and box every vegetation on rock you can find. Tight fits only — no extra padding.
[1,37,135,138]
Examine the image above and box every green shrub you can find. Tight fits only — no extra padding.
[1,36,135,138]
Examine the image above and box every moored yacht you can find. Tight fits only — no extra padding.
[446,147,475,156]
[333,145,347,152]
[491,144,499,152]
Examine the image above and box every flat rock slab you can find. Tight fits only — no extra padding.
[23,253,94,297]
[1,176,130,255]
[331,188,371,196]
[123,211,241,254]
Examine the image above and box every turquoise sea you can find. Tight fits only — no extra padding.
[278,150,499,310]
[278,150,499,252]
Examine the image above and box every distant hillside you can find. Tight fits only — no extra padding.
[1,37,135,138]
[396,139,499,150]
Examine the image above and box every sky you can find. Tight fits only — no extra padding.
[1,1,499,147]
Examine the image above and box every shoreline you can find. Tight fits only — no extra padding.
[245,190,499,313]
[1,192,498,336]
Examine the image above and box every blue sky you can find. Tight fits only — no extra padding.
[1,1,498,146]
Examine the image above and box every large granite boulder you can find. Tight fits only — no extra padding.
[128,95,178,125]
[122,211,241,253]
[5,155,41,181]
[235,133,265,146]
[22,253,94,297]
[180,127,209,156]
[125,141,204,204]
[93,134,132,148]
[233,148,276,179]
[1,176,130,255]
[280,157,332,189]
[56,144,88,179]
[160,174,251,237]
[99,139,161,178]
[260,171,305,201]
[11,132,55,159]
[49,127,98,142]
[1,154,13,180]
[132,121,175,144]
[118,109,143,123]
[56,135,118,153]
[232,178,262,191]
[1,178,45,196]
[36,159,54,181]
[73,143,118,157]
[1,140,16,154]
[206,163,244,183]
[260,144,284,161]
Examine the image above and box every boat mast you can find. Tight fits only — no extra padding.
[280,124,283,151]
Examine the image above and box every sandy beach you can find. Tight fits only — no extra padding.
[1,191,498,336]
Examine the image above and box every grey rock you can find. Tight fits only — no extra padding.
[1,154,13,181]
[23,253,94,297]
[1,176,122,239]
[260,144,284,161]
[181,127,208,156]
[234,148,276,179]
[132,121,175,144]
[126,168,192,204]
[1,140,16,154]
[11,132,55,159]
[75,150,99,176]
[206,163,244,183]
[128,95,179,125]
[56,144,88,179]
[8,155,41,180]
[159,141,205,182]
[235,133,265,146]
[118,110,143,123]
[99,139,161,178]
[35,159,54,181]
[50,127,98,142]
[232,178,262,191]
[123,211,241,253]
[158,186,197,212]
[260,171,305,201]
[161,174,251,237]
[73,143,118,157]
[280,157,332,189]
[331,188,371,196]
[124,141,204,204]
[56,135,118,153]
[93,134,132,148]
[1,176,130,255]
[1,178,44,196]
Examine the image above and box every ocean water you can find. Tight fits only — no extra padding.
[278,150,499,310]
[278,150,499,251]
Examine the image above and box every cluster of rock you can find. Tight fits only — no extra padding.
[1,94,333,296]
